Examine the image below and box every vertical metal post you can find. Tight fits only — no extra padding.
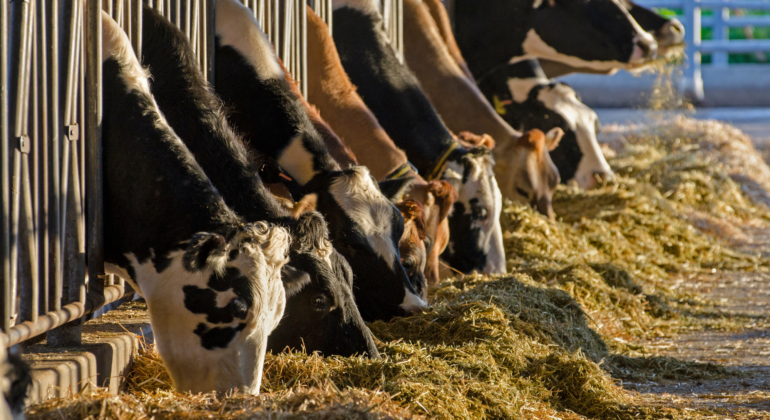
[37,0,49,317]
[85,0,104,318]
[682,0,704,100]
[301,0,307,98]
[2,0,13,337]
[133,0,142,61]
[206,0,215,84]
[46,0,61,316]
[712,7,728,67]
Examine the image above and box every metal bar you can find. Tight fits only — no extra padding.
[47,0,61,314]
[682,0,703,100]
[134,0,143,57]
[37,0,49,317]
[702,15,770,27]
[711,7,728,68]
[699,39,770,52]
[183,0,191,40]
[9,284,125,346]
[1,0,12,335]
[85,0,105,311]
[191,0,200,57]
[206,0,215,84]
[301,0,307,97]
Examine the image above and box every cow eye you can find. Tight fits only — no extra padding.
[401,258,415,269]
[516,187,531,199]
[313,295,328,311]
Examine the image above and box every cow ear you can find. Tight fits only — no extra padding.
[184,232,228,272]
[281,265,311,298]
[544,127,565,151]
[379,177,416,202]
[291,193,318,219]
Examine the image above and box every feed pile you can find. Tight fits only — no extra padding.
[26,116,770,419]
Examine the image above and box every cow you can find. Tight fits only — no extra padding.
[304,5,457,288]
[476,60,613,190]
[213,0,424,322]
[453,0,658,81]
[331,0,506,276]
[101,12,290,393]
[538,0,685,77]
[140,6,378,358]
[402,0,567,211]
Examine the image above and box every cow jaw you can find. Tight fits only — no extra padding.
[115,224,290,394]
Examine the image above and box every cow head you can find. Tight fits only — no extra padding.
[394,200,429,300]
[310,167,426,321]
[477,60,613,190]
[405,180,458,287]
[268,211,380,358]
[116,223,290,395]
[455,0,657,77]
[618,0,684,57]
[495,129,563,219]
[441,146,506,275]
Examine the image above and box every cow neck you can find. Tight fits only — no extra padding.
[402,0,520,150]
[306,6,409,181]
[214,0,339,187]
[332,5,458,180]
[102,57,240,275]
[454,0,532,78]
[140,6,289,225]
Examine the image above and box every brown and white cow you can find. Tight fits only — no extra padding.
[331,0,506,275]
[305,5,456,289]
[403,0,565,214]
[101,13,289,393]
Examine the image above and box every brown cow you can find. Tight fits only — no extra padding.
[403,0,563,217]
[305,6,457,287]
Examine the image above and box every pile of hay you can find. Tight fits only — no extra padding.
[26,116,768,419]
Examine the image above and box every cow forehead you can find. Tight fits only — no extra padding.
[329,169,400,267]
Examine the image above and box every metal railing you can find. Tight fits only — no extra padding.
[637,0,770,100]
[382,0,404,63]
[0,0,339,350]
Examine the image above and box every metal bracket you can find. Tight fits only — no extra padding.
[18,136,30,154]
[67,124,79,141]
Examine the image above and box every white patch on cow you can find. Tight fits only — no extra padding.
[517,29,635,72]
[279,134,318,186]
[535,84,613,189]
[532,0,544,9]
[215,0,284,80]
[400,285,427,314]
[332,0,382,14]
[102,12,150,94]
[107,223,290,395]
[445,153,506,275]
[328,167,399,269]
[506,76,547,104]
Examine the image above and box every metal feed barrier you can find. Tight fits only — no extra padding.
[0,0,343,352]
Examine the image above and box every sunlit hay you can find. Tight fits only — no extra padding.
[26,386,416,420]
[646,61,693,111]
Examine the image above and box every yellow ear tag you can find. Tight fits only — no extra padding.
[493,95,507,116]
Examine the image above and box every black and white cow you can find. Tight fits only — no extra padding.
[477,60,613,189]
[330,0,506,275]
[213,0,424,322]
[538,0,685,77]
[454,0,658,80]
[1,340,30,420]
[101,12,291,393]
[140,6,378,358]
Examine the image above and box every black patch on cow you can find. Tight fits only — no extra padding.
[455,0,647,79]
[477,63,584,184]
[441,201,488,273]
[183,233,227,272]
[101,49,242,295]
[183,284,249,324]
[194,322,247,350]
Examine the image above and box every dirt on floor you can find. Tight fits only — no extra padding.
[629,270,770,418]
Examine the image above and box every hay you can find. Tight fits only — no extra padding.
[26,115,770,419]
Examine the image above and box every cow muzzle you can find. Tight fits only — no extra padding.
[629,33,658,64]
[657,19,685,52]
